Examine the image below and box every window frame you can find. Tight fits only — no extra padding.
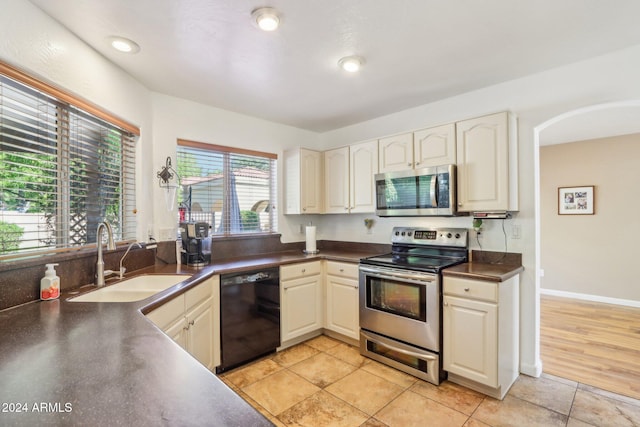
[176,138,278,237]
[0,62,139,259]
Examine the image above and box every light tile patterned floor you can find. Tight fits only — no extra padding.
[219,335,640,427]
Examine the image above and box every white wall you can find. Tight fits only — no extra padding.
[318,44,640,376]
[150,92,320,243]
[540,134,640,305]
[0,0,153,242]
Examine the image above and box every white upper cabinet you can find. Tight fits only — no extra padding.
[349,140,378,213]
[284,148,323,214]
[379,124,456,173]
[456,112,518,213]
[414,123,456,167]
[378,133,414,172]
[324,147,350,214]
[324,141,378,214]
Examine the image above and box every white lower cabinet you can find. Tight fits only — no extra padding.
[443,274,519,400]
[146,276,220,371]
[280,261,323,343]
[324,261,359,340]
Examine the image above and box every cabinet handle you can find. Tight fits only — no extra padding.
[345,207,349,210]
[458,202,463,207]
[339,268,344,272]
[302,268,306,273]
[303,207,307,212]
[189,320,195,326]
[464,287,470,292]
[415,161,420,166]
[444,302,448,306]
[408,162,412,167]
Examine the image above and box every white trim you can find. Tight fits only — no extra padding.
[540,288,640,309]
[520,361,543,378]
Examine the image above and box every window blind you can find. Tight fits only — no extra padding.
[177,140,277,235]
[0,73,137,256]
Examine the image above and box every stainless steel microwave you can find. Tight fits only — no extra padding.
[375,164,458,216]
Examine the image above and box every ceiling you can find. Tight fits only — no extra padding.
[29,0,640,132]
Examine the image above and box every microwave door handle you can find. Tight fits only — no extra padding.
[430,175,437,207]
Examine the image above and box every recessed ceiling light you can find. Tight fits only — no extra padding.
[338,56,365,73]
[251,7,280,31]
[107,36,140,54]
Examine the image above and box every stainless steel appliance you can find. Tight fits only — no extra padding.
[359,227,468,384]
[217,267,280,373]
[375,164,459,217]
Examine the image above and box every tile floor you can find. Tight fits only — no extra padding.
[219,335,640,427]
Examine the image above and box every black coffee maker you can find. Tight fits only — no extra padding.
[179,222,211,267]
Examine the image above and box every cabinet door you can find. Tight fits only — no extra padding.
[378,133,413,172]
[456,112,509,212]
[281,275,322,342]
[325,275,359,339]
[414,123,456,167]
[284,148,322,214]
[350,140,378,213]
[443,295,498,387]
[186,297,215,370]
[324,147,350,214]
[164,316,188,349]
[301,149,323,213]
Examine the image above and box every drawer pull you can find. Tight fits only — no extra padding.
[302,269,306,273]
[339,268,344,272]
[464,287,470,292]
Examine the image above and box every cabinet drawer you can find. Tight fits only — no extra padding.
[443,277,498,302]
[281,261,321,280]
[325,261,358,279]
[146,295,185,330]
[185,279,213,311]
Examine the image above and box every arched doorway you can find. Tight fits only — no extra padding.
[533,100,640,395]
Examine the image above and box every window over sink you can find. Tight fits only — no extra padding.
[0,63,138,258]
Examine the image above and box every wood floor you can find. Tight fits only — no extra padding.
[540,294,640,400]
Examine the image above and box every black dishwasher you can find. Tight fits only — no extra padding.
[217,267,280,373]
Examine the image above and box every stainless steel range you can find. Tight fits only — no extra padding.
[359,227,468,385]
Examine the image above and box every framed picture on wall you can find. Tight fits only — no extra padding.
[558,185,594,215]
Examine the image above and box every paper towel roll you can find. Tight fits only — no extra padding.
[305,226,317,253]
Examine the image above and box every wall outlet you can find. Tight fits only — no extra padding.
[512,224,521,239]
[299,224,304,234]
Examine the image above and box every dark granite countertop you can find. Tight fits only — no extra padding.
[0,249,371,426]
[443,262,524,282]
[442,250,524,282]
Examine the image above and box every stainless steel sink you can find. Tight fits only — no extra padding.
[69,274,192,303]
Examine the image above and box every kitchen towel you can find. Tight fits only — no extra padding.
[305,226,317,253]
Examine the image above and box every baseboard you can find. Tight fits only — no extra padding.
[540,288,640,309]
[520,360,543,378]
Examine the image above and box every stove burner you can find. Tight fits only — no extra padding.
[360,227,469,273]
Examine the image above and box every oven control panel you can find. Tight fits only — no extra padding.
[391,227,468,248]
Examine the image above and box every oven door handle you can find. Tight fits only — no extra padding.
[359,266,435,283]
[361,331,438,362]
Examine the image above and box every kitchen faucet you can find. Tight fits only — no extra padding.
[119,242,142,279]
[96,221,116,287]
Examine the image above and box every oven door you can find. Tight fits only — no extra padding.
[359,265,440,351]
